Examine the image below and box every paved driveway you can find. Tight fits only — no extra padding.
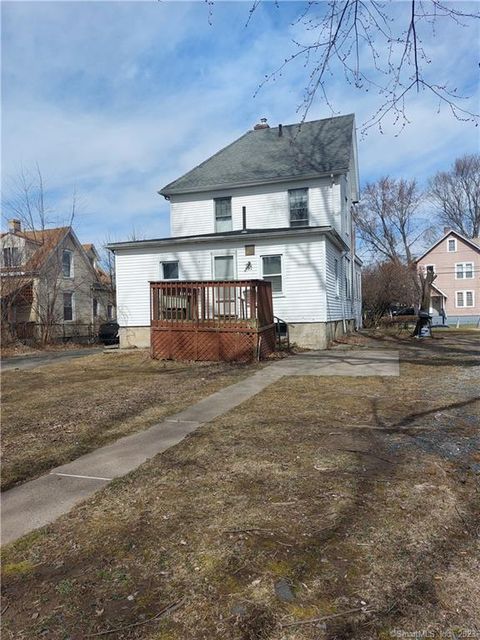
[1,347,104,372]
[271,348,400,377]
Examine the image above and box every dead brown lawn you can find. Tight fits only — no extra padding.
[0,350,257,490]
[1,333,479,639]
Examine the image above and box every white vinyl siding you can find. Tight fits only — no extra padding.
[114,235,354,327]
[170,176,344,238]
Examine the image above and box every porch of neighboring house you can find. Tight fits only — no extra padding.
[150,280,276,362]
[430,284,447,326]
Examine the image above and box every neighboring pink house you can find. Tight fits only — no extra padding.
[417,229,480,325]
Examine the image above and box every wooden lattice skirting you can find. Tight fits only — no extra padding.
[151,325,276,363]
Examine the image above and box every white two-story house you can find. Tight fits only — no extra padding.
[109,114,362,349]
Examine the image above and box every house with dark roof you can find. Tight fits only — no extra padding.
[108,114,362,350]
[416,228,480,325]
[1,221,115,342]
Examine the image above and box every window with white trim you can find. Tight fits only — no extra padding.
[345,257,351,298]
[3,247,21,267]
[447,238,457,252]
[289,188,309,227]
[162,261,179,280]
[425,264,435,274]
[455,262,474,279]
[334,258,339,296]
[213,255,234,280]
[63,292,74,321]
[214,198,232,233]
[62,250,73,277]
[262,255,282,294]
[456,291,475,308]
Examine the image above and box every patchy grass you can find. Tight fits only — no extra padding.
[1,333,479,639]
[0,350,257,490]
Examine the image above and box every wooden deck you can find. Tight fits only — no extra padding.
[150,280,276,362]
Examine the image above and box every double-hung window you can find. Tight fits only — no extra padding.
[456,291,474,308]
[63,292,74,321]
[3,247,21,267]
[455,262,473,279]
[262,255,282,294]
[213,255,234,280]
[447,238,457,252]
[215,198,232,232]
[289,188,309,227]
[345,257,351,298]
[162,261,179,280]
[62,250,73,277]
[334,258,339,296]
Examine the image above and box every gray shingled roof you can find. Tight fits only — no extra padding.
[160,114,355,196]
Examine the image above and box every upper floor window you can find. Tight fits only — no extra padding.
[162,261,179,280]
[3,247,21,267]
[262,255,282,294]
[215,198,232,233]
[289,188,309,227]
[426,264,435,274]
[455,262,474,279]
[92,298,98,319]
[63,292,74,321]
[62,250,73,277]
[447,238,457,252]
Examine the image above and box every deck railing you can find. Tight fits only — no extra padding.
[150,280,274,329]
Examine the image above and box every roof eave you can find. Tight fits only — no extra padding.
[107,226,349,252]
[159,169,349,198]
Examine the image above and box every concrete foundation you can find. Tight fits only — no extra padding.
[120,320,356,352]
[119,326,150,349]
[288,319,356,349]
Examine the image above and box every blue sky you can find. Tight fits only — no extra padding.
[2,1,479,249]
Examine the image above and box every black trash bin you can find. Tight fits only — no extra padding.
[98,321,119,345]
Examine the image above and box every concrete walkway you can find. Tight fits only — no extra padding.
[1,348,398,545]
[1,347,104,372]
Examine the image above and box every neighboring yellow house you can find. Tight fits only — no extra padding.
[1,219,115,342]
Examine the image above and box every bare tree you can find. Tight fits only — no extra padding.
[412,266,437,337]
[362,260,419,327]
[1,167,88,344]
[355,177,426,264]
[252,1,479,133]
[429,153,480,239]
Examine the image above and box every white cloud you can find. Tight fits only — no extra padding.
[1,0,479,249]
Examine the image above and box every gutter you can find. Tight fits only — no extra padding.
[106,226,350,253]
[159,169,348,198]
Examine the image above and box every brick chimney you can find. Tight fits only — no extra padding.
[253,118,270,130]
[443,227,451,235]
[8,219,21,234]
